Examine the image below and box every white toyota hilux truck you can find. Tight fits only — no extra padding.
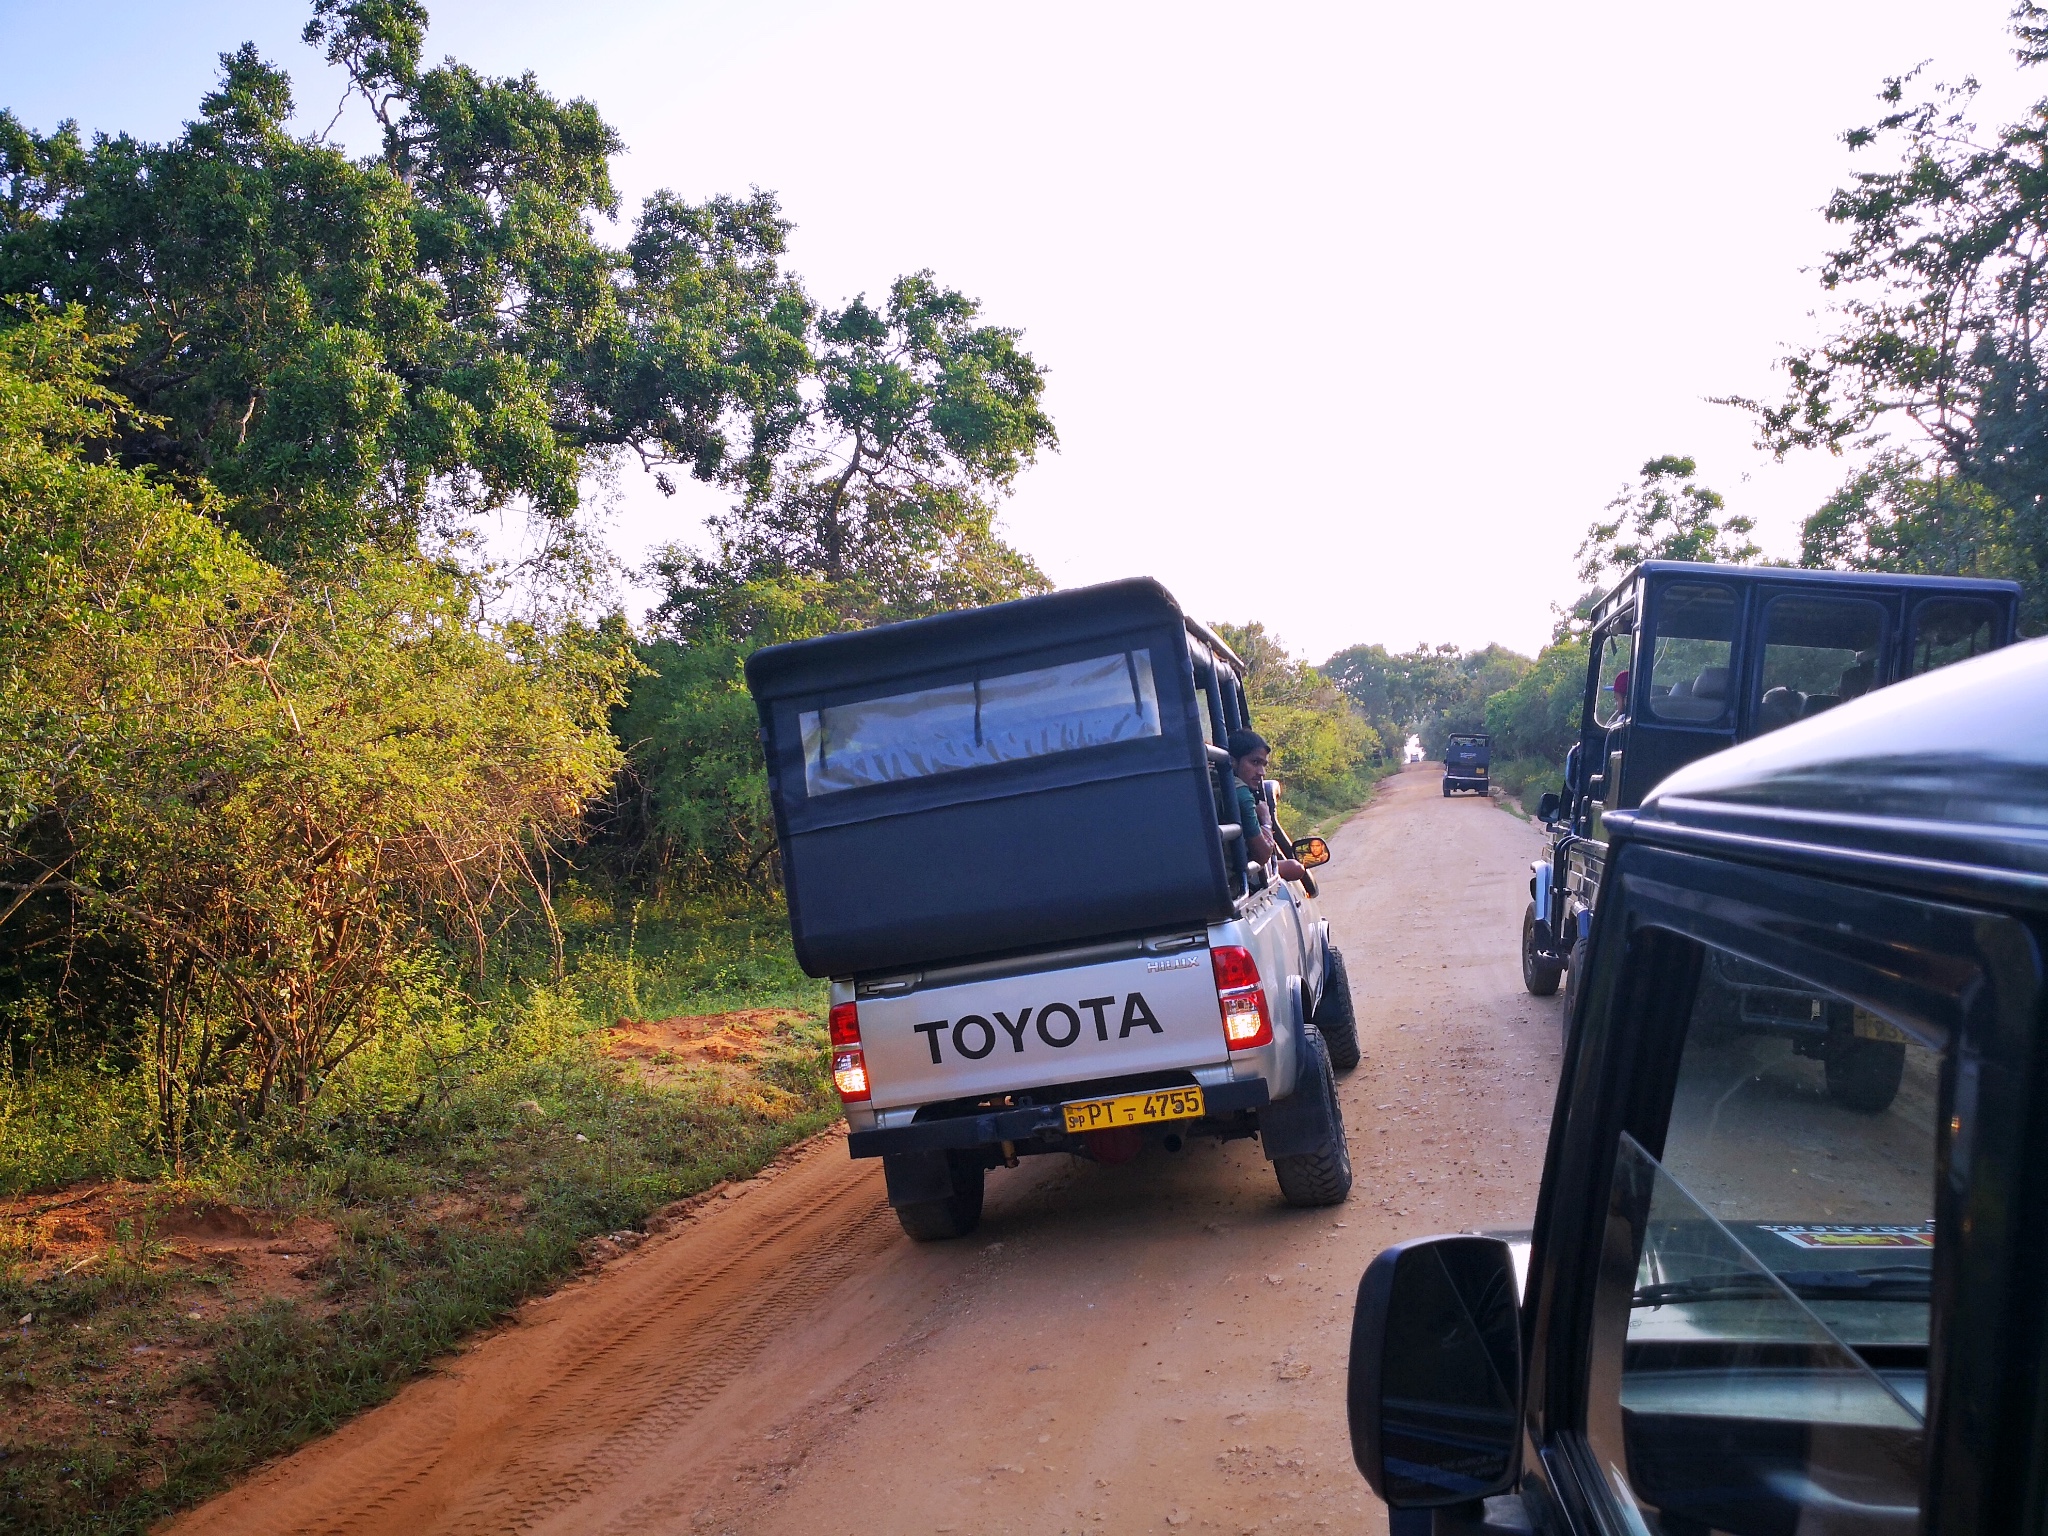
[747,579,1359,1241]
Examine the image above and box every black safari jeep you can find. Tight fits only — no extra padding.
[1347,634,2048,1536]
[1444,733,1492,797]
[1522,562,2020,1063]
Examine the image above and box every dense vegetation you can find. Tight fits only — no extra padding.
[0,8,1388,1523]
[14,2,2048,1526]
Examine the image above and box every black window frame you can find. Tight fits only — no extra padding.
[1640,578,1743,729]
[1518,841,2048,1535]
[1583,613,1636,735]
[1745,589,1894,736]
[1906,594,2007,679]
[767,623,1202,835]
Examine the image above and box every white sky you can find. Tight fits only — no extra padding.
[3,1,2041,660]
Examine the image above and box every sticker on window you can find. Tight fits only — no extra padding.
[1762,1223,1935,1250]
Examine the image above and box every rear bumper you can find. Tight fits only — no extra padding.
[1444,775,1489,789]
[847,1077,1271,1159]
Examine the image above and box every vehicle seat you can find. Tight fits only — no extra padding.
[1653,666,1728,722]
[1839,654,1877,701]
[1757,686,1803,733]
[1802,693,1841,718]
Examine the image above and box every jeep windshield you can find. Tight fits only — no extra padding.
[1589,938,1941,1445]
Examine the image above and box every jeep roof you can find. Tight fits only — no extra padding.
[1582,558,2021,634]
[1612,634,2048,889]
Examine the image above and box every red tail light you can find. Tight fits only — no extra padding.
[1211,945,1273,1050]
[829,1002,860,1047]
[828,1001,870,1101]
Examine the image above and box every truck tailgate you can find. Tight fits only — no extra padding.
[856,951,1226,1110]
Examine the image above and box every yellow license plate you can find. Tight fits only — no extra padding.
[1062,1086,1206,1133]
[1853,1008,1908,1043]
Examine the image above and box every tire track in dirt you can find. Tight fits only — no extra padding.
[170,1130,901,1536]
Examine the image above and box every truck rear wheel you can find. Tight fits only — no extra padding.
[1561,932,1588,1050]
[1522,903,1563,997]
[1272,1030,1353,1207]
[1312,946,1360,1071]
[886,1153,985,1241]
[1826,1037,1906,1113]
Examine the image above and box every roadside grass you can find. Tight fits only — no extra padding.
[0,888,831,1535]
[1488,756,1564,809]
[0,760,1392,1533]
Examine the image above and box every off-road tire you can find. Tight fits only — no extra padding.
[1312,946,1361,1071]
[1273,1030,1353,1207]
[1442,781,1452,797]
[1826,1037,1907,1113]
[1522,902,1563,997]
[1560,932,1589,1051]
[889,1155,986,1241]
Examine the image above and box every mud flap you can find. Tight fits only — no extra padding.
[882,1149,971,1208]
[1259,982,1339,1161]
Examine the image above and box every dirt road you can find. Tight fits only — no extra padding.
[174,766,1563,1536]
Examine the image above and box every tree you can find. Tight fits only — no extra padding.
[1735,4,2048,628]
[1411,644,1533,759]
[1576,455,1758,586]
[1799,450,2026,579]
[0,304,628,1145]
[1322,640,1531,757]
[1319,643,1405,739]
[0,2,809,564]
[604,575,843,891]
[1557,455,1758,640]
[684,272,1055,625]
[1484,640,1589,770]
[1212,623,1380,808]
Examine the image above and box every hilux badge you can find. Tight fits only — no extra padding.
[1146,955,1200,972]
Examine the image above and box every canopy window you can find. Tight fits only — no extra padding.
[1647,584,1738,724]
[1594,627,1633,728]
[1754,596,1888,736]
[799,650,1162,797]
[1909,597,2000,677]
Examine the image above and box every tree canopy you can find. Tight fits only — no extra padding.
[1740,2,2048,628]
[0,303,627,1141]
[659,273,1055,629]
[1,1,808,564]
[1212,623,1382,812]
[1322,640,1531,757]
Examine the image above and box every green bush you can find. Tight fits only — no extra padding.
[1490,756,1567,809]
[1484,641,1589,766]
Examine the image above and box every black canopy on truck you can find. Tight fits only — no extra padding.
[746,579,1241,978]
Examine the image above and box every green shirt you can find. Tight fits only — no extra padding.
[1233,781,1266,841]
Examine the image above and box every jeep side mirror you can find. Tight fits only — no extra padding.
[1536,792,1560,824]
[1294,836,1330,868]
[1348,1235,1521,1509]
